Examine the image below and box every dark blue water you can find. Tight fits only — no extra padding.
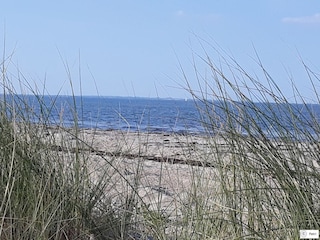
[3,95,320,140]
[8,95,203,134]
[73,96,203,133]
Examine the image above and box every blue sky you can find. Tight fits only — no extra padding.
[1,1,320,101]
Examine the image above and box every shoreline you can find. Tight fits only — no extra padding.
[45,126,217,165]
[43,125,318,161]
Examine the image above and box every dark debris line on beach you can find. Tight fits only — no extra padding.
[50,144,216,168]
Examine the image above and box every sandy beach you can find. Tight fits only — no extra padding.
[45,128,223,220]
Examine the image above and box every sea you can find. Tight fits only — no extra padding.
[4,95,320,140]
[8,95,203,134]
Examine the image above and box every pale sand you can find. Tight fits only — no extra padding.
[45,127,225,219]
[45,127,320,226]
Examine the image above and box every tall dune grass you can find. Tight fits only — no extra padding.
[0,58,149,239]
[0,82,98,238]
[180,42,320,239]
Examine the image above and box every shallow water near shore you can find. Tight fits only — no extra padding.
[6,94,320,140]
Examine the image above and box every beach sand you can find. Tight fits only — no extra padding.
[45,128,224,219]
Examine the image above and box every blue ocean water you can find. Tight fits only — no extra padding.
[4,95,320,139]
[72,96,203,133]
[14,95,204,133]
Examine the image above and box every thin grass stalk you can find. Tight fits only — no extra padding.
[182,39,320,238]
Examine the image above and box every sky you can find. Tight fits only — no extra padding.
[0,1,320,101]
